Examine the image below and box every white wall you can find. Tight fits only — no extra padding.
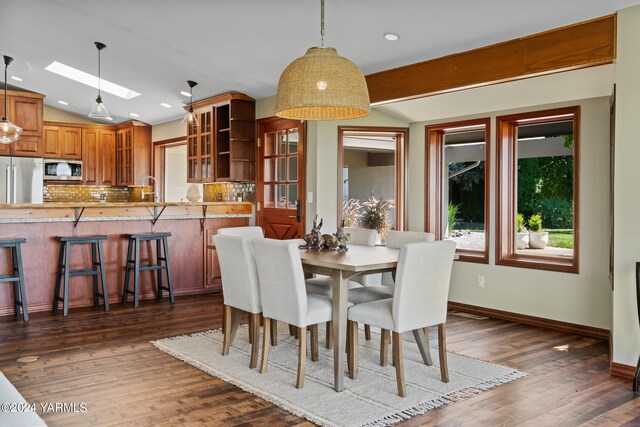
[613,4,640,367]
[43,105,101,124]
[164,145,190,202]
[152,118,185,142]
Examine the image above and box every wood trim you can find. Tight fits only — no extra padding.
[189,92,255,111]
[5,89,45,99]
[448,301,609,341]
[495,106,580,273]
[337,126,408,231]
[610,362,636,380]
[44,120,116,130]
[366,15,616,104]
[116,120,150,130]
[425,118,491,263]
[153,136,185,146]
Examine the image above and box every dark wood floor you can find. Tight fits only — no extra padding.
[0,294,638,426]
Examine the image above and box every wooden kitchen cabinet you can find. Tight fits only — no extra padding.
[186,92,255,183]
[116,121,151,186]
[0,90,45,157]
[44,125,82,159]
[81,127,116,185]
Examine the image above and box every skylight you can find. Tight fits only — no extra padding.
[45,61,141,100]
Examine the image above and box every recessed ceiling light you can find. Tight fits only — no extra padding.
[105,117,114,121]
[129,112,140,118]
[10,75,23,82]
[45,61,141,100]
[57,100,69,106]
[384,32,400,41]
[160,102,172,108]
[180,91,192,97]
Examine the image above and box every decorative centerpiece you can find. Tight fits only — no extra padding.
[299,216,348,252]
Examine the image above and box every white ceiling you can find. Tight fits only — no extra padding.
[2,0,639,125]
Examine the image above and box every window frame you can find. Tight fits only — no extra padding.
[495,106,580,273]
[425,118,491,264]
[337,126,408,231]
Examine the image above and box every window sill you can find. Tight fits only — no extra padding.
[455,250,489,264]
[496,255,578,274]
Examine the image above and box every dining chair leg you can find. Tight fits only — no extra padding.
[289,324,296,336]
[380,329,389,367]
[270,319,278,346]
[310,324,319,362]
[438,323,449,383]
[249,313,260,369]
[222,305,232,356]
[350,321,359,379]
[260,318,271,374]
[365,324,371,341]
[296,326,307,388]
[392,331,406,397]
[345,321,351,353]
[248,314,255,345]
[326,321,333,349]
[346,321,353,376]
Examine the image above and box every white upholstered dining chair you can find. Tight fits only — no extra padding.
[217,226,264,239]
[252,238,333,388]
[347,240,456,396]
[214,234,265,368]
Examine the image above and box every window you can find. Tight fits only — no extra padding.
[496,107,580,273]
[337,127,407,237]
[426,119,490,263]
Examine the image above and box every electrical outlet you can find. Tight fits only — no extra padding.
[477,275,485,288]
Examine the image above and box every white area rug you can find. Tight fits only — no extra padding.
[152,325,525,427]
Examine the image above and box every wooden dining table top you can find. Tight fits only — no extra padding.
[298,245,400,272]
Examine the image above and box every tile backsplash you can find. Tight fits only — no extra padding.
[203,182,255,202]
[44,185,154,203]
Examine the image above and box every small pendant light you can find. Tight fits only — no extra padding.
[0,55,22,144]
[88,42,111,120]
[181,80,199,126]
[274,0,370,120]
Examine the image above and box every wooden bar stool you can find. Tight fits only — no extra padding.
[0,238,29,321]
[122,232,174,307]
[53,235,109,317]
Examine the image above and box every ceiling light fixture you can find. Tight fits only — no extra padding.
[180,90,192,97]
[57,100,69,106]
[181,80,199,126]
[1,56,22,144]
[10,75,23,82]
[105,117,114,121]
[384,32,400,41]
[274,0,370,120]
[88,42,111,120]
[160,102,172,108]
[129,112,140,118]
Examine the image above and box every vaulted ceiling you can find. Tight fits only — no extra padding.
[2,0,639,124]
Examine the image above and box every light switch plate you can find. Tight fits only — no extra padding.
[307,192,313,203]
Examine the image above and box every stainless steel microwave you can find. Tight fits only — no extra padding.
[44,159,83,181]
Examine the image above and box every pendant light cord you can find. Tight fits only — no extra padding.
[97,47,101,99]
[320,0,325,47]
[3,57,8,119]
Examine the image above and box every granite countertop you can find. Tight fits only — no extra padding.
[0,201,254,209]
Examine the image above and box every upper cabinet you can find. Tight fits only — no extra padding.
[116,121,151,186]
[81,127,116,186]
[0,90,45,157]
[186,92,255,183]
[44,125,82,159]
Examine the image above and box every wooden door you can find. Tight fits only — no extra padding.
[256,118,305,239]
[82,129,99,185]
[60,127,82,159]
[100,130,116,186]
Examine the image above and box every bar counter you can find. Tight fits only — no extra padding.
[0,202,253,316]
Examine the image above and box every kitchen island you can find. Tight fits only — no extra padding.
[0,202,253,316]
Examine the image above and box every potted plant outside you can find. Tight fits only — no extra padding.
[360,194,394,243]
[516,213,529,249]
[528,213,548,249]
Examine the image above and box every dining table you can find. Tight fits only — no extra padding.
[299,245,435,392]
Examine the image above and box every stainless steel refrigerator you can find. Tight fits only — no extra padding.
[0,156,44,204]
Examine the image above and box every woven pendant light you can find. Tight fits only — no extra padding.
[275,0,370,121]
